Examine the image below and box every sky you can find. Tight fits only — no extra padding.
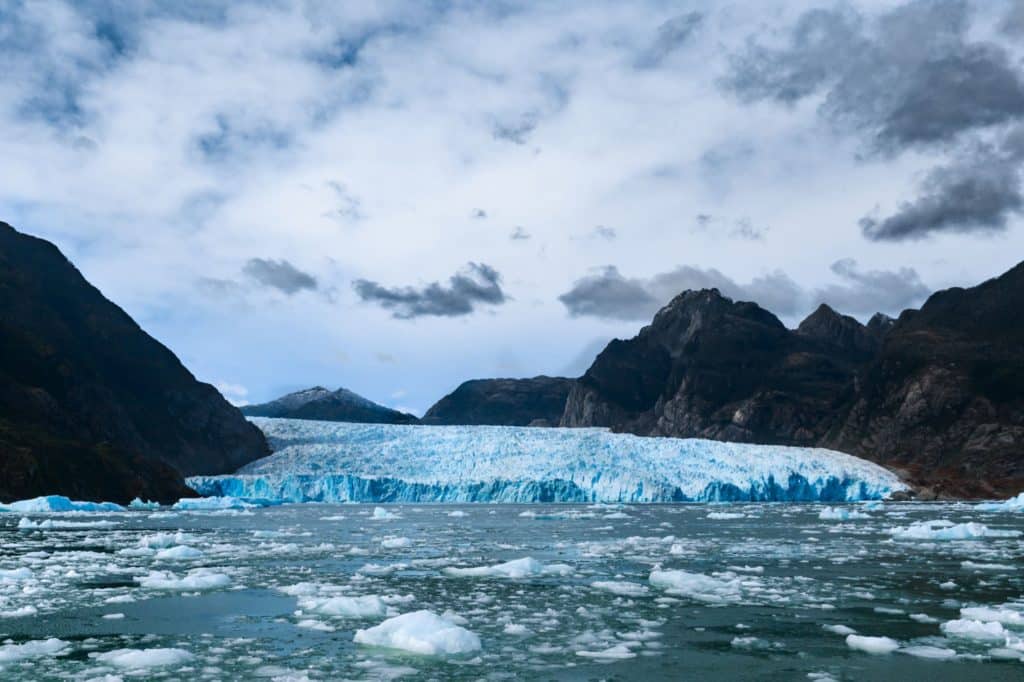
[2,0,1024,414]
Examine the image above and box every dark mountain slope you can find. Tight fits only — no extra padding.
[422,376,573,426]
[0,221,268,503]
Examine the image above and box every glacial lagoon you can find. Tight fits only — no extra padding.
[2,500,1024,680]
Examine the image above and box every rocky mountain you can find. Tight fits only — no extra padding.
[422,376,573,426]
[560,291,867,445]
[561,263,1024,498]
[824,262,1024,498]
[0,221,269,503]
[242,386,418,424]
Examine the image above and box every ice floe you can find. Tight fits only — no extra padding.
[353,610,482,655]
[443,557,573,579]
[845,634,899,654]
[888,520,1021,541]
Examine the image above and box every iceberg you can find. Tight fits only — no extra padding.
[171,496,278,511]
[977,492,1024,512]
[0,495,124,513]
[187,418,906,504]
[353,610,481,655]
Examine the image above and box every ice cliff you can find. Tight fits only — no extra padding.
[186,418,906,503]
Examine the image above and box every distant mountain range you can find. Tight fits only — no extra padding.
[241,386,417,424]
[0,221,268,503]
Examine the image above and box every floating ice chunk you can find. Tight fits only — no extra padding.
[941,619,1007,640]
[976,492,1024,512]
[960,606,1024,625]
[0,638,69,662]
[447,510,468,517]
[845,635,899,654]
[648,569,742,603]
[0,495,123,513]
[172,496,275,511]
[371,507,400,520]
[961,561,1015,571]
[155,546,204,561]
[590,581,649,596]
[899,645,957,659]
[707,512,745,520]
[818,506,869,521]
[575,644,637,660]
[823,624,857,636]
[0,567,34,582]
[17,517,117,529]
[888,520,1021,541]
[135,568,231,590]
[909,613,940,624]
[128,498,160,510]
[189,418,906,503]
[354,610,481,655]
[381,537,411,549]
[443,557,572,579]
[139,532,194,549]
[95,648,194,668]
[299,595,388,618]
[503,623,531,635]
[0,606,37,618]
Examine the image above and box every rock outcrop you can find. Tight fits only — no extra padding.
[242,386,418,424]
[0,221,269,503]
[422,376,573,426]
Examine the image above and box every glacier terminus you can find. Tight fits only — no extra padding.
[188,418,907,504]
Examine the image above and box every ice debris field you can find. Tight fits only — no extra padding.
[3,493,1024,679]
[188,418,906,503]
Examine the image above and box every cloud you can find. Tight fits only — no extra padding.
[558,265,803,321]
[861,135,1024,241]
[634,12,703,69]
[812,259,930,316]
[242,258,318,294]
[509,226,530,240]
[560,261,930,321]
[725,1,1024,154]
[214,380,248,406]
[354,262,507,319]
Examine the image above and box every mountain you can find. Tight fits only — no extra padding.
[241,386,418,424]
[824,262,1024,498]
[561,291,869,445]
[561,263,1024,498]
[0,221,269,503]
[422,376,573,426]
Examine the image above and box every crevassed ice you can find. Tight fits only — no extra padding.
[187,418,906,504]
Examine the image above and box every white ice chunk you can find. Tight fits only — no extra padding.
[95,648,194,668]
[648,569,742,603]
[443,557,573,579]
[888,520,1021,541]
[0,638,69,662]
[135,568,231,590]
[299,595,388,618]
[154,546,204,561]
[0,495,123,513]
[941,619,1007,640]
[353,610,481,655]
[818,506,869,521]
[845,635,899,654]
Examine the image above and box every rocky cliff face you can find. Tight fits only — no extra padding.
[561,291,867,446]
[242,386,418,424]
[422,376,573,426]
[823,262,1024,498]
[0,221,269,503]
[562,265,1024,498]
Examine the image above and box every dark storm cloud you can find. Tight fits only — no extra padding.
[634,12,703,69]
[1001,1,1024,36]
[812,259,930,315]
[725,0,1024,154]
[353,262,507,319]
[861,134,1024,241]
[558,265,804,321]
[243,258,318,294]
[557,267,658,320]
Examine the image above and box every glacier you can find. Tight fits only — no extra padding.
[187,418,906,504]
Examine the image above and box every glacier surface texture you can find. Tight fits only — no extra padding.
[188,418,906,504]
